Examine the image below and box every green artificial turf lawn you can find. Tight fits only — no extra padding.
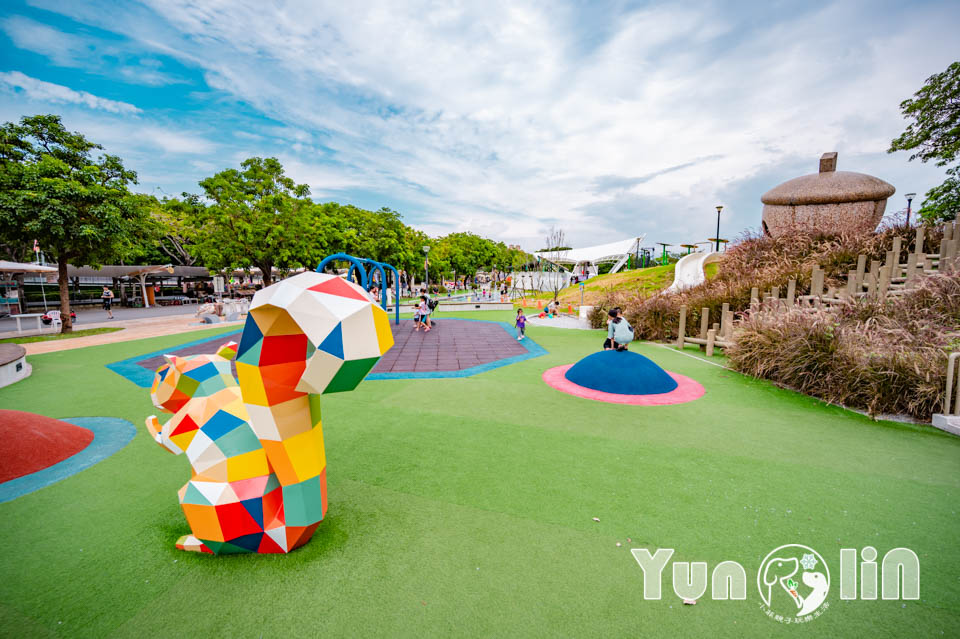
[1,312,958,637]
[0,327,123,344]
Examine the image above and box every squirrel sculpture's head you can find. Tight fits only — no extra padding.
[236,272,394,403]
[149,342,239,413]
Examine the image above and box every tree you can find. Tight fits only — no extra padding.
[918,165,960,223]
[118,193,201,266]
[402,226,430,283]
[311,203,417,291]
[888,61,960,222]
[152,195,202,265]
[191,157,316,286]
[0,114,142,331]
[543,226,568,299]
[434,232,497,286]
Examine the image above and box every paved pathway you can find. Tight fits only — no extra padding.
[527,315,594,330]
[16,314,243,356]
[20,312,533,377]
[0,303,198,334]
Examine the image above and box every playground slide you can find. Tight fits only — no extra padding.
[667,251,723,292]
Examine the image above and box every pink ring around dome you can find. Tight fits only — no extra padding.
[542,364,705,405]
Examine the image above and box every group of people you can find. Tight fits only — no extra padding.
[537,298,561,318]
[515,305,633,350]
[413,289,435,332]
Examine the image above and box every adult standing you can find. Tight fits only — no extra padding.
[101,285,115,319]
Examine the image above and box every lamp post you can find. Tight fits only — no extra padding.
[714,205,723,252]
[905,192,916,226]
[422,245,430,292]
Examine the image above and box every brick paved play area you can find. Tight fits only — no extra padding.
[115,317,541,386]
[372,319,527,373]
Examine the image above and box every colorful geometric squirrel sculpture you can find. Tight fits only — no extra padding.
[146,272,394,554]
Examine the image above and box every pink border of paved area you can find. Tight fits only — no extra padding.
[542,363,705,405]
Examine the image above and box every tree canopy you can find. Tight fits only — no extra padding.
[0,114,143,331]
[889,61,960,222]
[191,157,316,286]
[0,116,533,311]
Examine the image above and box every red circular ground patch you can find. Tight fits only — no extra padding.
[543,364,705,405]
[0,410,95,482]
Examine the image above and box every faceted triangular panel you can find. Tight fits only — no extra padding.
[324,357,379,394]
[236,315,263,360]
[318,322,344,360]
[307,276,369,301]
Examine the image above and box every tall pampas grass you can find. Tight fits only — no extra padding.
[726,271,959,420]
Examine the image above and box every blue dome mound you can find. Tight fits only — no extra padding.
[564,350,678,395]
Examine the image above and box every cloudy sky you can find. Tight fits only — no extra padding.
[1,0,957,251]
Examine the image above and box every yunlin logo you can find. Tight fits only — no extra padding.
[631,544,919,624]
[757,544,829,623]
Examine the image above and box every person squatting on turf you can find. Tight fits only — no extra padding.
[603,307,634,351]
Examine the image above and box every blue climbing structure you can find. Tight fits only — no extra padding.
[316,253,401,325]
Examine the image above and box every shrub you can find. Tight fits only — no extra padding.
[726,270,960,420]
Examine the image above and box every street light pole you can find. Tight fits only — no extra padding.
[905,192,916,226]
[715,205,723,252]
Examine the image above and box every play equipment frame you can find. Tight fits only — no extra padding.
[316,253,401,325]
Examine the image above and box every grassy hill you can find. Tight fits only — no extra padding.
[520,263,719,307]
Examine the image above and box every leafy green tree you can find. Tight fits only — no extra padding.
[191,157,315,286]
[888,61,960,222]
[306,201,524,292]
[152,195,202,265]
[312,203,416,289]
[0,114,142,331]
[433,232,503,286]
[402,226,430,286]
[120,193,201,266]
[918,166,960,224]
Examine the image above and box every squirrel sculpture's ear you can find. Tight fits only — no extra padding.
[163,354,179,366]
[216,341,239,361]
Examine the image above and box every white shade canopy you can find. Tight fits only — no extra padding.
[535,237,645,265]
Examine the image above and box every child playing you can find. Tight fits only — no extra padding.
[416,295,431,332]
[515,308,527,341]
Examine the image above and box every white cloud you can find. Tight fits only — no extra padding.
[2,14,186,86]
[0,71,141,114]
[12,0,960,249]
[1,15,88,67]
[117,61,186,87]
[138,126,216,154]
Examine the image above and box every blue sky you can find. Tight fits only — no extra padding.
[1,0,957,252]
